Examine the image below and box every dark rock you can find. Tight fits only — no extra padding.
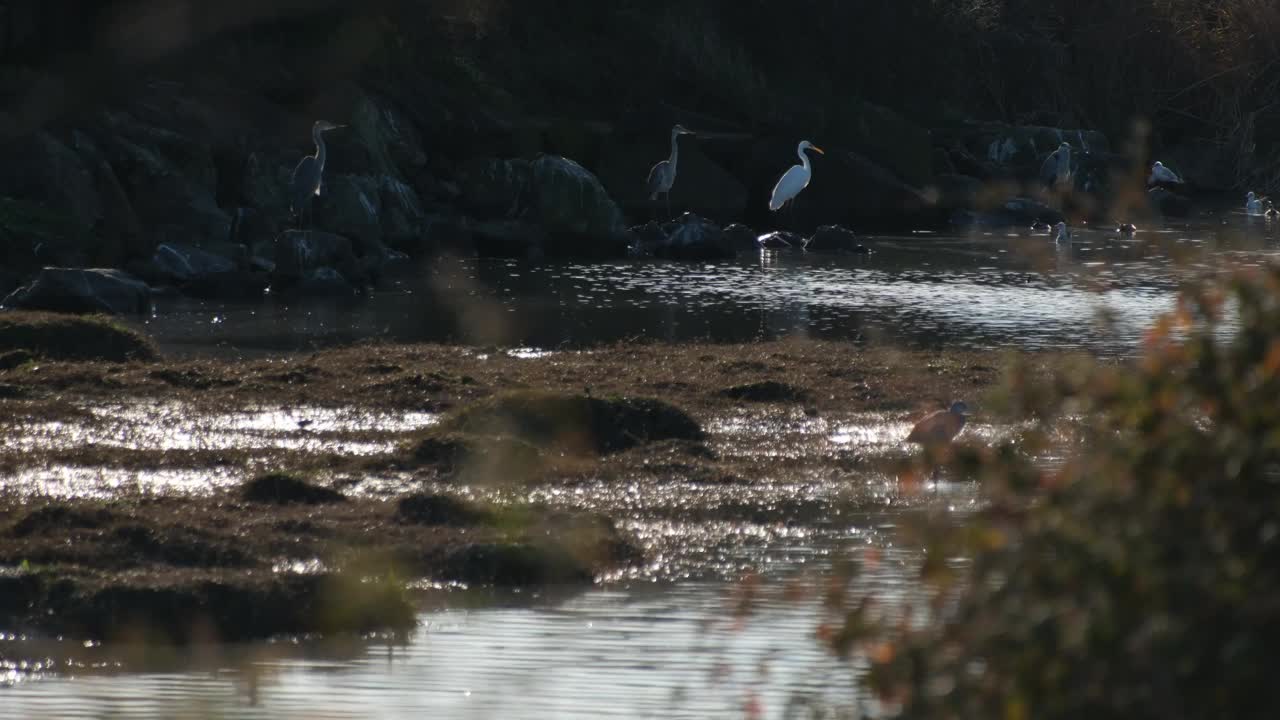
[0,349,33,370]
[9,503,118,537]
[717,381,813,403]
[146,243,237,285]
[396,493,490,526]
[240,473,346,505]
[0,197,95,272]
[0,132,101,234]
[271,230,360,283]
[723,223,758,251]
[0,311,157,362]
[70,131,146,262]
[3,268,151,315]
[405,432,547,481]
[229,207,276,251]
[440,542,593,586]
[653,213,733,261]
[804,225,868,254]
[1148,187,1192,218]
[937,123,1110,185]
[757,231,802,249]
[626,221,667,256]
[439,391,704,456]
[460,155,627,258]
[313,173,383,248]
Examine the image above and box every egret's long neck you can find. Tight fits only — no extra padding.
[668,131,681,169]
[797,146,812,171]
[313,127,327,171]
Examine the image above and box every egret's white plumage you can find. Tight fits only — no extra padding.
[1054,221,1072,244]
[1247,192,1266,216]
[769,141,824,212]
[1039,142,1072,189]
[646,125,695,216]
[1148,161,1182,185]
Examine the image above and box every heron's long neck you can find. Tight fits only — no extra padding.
[797,147,812,171]
[668,132,681,169]
[313,127,327,171]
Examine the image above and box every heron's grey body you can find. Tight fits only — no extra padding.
[1247,192,1266,216]
[1040,143,1072,190]
[646,125,694,218]
[1054,221,1072,245]
[290,120,343,227]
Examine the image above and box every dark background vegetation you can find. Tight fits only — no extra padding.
[2,0,1278,185]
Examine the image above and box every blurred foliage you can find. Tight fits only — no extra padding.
[837,268,1280,717]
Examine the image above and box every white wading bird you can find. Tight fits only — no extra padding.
[769,140,824,212]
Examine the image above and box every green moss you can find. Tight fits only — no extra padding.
[0,311,157,362]
[438,390,704,456]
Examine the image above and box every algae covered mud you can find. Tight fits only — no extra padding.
[0,320,1021,711]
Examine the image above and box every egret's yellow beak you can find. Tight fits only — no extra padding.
[812,146,825,154]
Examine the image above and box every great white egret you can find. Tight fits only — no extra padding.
[907,401,970,447]
[1039,142,1072,190]
[1247,192,1266,216]
[769,141,824,212]
[646,125,695,218]
[290,120,346,228]
[1054,221,1072,244]
[1148,161,1183,185]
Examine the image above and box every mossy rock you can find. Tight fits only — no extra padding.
[404,431,548,483]
[0,311,156,362]
[437,391,704,456]
[0,570,414,643]
[396,493,492,526]
[9,503,119,537]
[440,542,594,586]
[240,473,346,505]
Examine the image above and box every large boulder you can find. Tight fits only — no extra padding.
[2,268,151,315]
[91,112,231,249]
[313,174,383,248]
[459,155,627,258]
[0,197,96,272]
[70,131,146,262]
[271,230,362,285]
[803,225,868,254]
[652,213,734,261]
[950,196,1064,228]
[596,139,748,222]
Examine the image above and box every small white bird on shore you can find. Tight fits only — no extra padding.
[1148,161,1183,186]
[1054,221,1072,244]
[1247,192,1266,216]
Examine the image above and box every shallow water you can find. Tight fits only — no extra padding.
[139,217,1280,357]
[3,217,1269,716]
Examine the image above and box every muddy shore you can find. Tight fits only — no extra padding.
[0,315,1064,643]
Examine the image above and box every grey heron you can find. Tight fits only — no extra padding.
[1039,142,1072,190]
[290,120,345,228]
[1148,161,1183,186]
[769,140,824,212]
[645,124,695,218]
[1246,192,1266,216]
[1054,221,1072,244]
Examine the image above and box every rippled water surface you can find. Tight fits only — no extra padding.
[3,217,1274,717]
[139,217,1280,355]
